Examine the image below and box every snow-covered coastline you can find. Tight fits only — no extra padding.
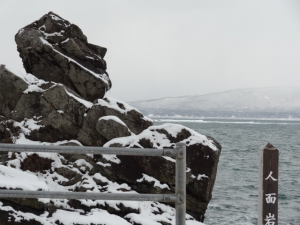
[130,87,300,121]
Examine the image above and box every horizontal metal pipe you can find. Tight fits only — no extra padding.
[0,190,178,202]
[0,143,178,157]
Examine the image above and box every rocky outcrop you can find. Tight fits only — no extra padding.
[15,12,111,101]
[104,123,221,220]
[78,98,153,146]
[0,65,151,145]
[0,11,221,225]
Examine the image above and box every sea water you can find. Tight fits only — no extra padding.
[154,118,300,225]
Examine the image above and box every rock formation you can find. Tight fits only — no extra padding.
[0,12,221,225]
[15,12,111,101]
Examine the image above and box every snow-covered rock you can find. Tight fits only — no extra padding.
[0,12,221,225]
[96,116,132,141]
[0,65,152,146]
[104,123,221,220]
[15,11,111,101]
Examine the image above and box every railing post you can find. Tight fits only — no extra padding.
[175,142,186,225]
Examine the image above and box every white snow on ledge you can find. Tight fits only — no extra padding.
[63,86,93,108]
[197,174,209,180]
[4,65,48,94]
[0,202,205,225]
[150,123,218,150]
[137,173,170,190]
[0,165,48,191]
[99,115,128,127]
[105,123,218,151]
[96,97,153,123]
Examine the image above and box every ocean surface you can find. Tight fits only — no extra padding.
[154,118,300,225]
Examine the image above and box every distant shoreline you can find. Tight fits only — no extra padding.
[150,115,300,121]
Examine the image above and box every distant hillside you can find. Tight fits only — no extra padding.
[130,87,300,118]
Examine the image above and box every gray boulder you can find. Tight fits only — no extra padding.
[0,65,28,118]
[104,123,222,220]
[15,11,111,101]
[96,116,132,141]
[78,97,153,146]
[10,82,89,143]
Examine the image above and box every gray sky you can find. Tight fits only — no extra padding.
[1,0,300,101]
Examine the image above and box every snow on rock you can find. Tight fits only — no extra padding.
[39,37,110,86]
[78,97,153,146]
[96,97,153,123]
[137,174,170,190]
[0,60,212,225]
[101,154,121,164]
[104,123,221,219]
[197,174,209,180]
[99,115,128,127]
[15,11,111,101]
[96,115,132,141]
[52,209,132,225]
[74,159,93,170]
[0,142,206,224]
[152,123,218,150]
[0,165,48,191]
[63,86,93,109]
[105,123,218,151]
[5,65,48,94]
[0,11,219,225]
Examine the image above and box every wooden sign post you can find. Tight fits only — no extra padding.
[258,143,279,225]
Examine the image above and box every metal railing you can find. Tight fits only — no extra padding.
[0,143,186,225]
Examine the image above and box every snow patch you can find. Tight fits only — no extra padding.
[0,165,48,191]
[137,174,170,190]
[96,162,111,167]
[102,154,121,164]
[63,87,93,108]
[99,116,128,127]
[74,159,93,170]
[61,38,69,44]
[96,97,153,123]
[197,174,209,180]
[24,84,44,93]
[52,209,132,225]
[50,14,62,21]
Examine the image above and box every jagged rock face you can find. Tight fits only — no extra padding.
[78,98,153,146]
[0,65,221,224]
[0,65,28,118]
[0,64,221,223]
[105,123,222,219]
[15,12,111,101]
[0,11,221,225]
[0,65,152,145]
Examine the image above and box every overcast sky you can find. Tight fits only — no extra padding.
[1,0,300,101]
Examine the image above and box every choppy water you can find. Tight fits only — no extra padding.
[154,118,300,225]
